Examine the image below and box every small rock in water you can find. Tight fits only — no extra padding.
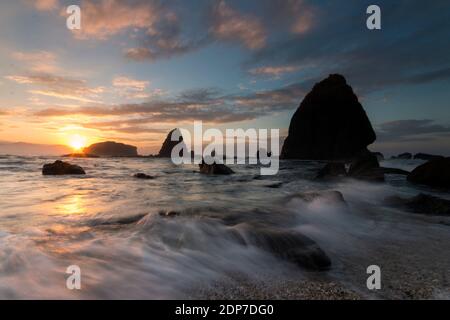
[42,160,85,175]
[407,157,450,188]
[316,162,347,180]
[265,182,283,188]
[134,173,155,179]
[348,151,384,182]
[159,210,180,218]
[288,190,347,206]
[199,161,234,175]
[386,193,450,216]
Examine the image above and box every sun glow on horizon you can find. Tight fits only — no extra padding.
[68,134,87,151]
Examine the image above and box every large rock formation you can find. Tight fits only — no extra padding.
[158,129,185,158]
[280,74,376,160]
[42,160,85,175]
[407,157,450,188]
[83,141,138,157]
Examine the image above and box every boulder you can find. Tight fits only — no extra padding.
[391,152,412,160]
[316,163,347,179]
[280,74,376,160]
[413,153,444,161]
[83,141,138,157]
[199,161,234,175]
[288,190,347,206]
[158,128,185,158]
[386,193,450,216]
[407,157,450,188]
[348,151,384,181]
[42,160,85,175]
[373,152,384,161]
[134,173,155,179]
[245,228,331,271]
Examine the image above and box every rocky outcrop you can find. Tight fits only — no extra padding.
[348,151,384,181]
[386,193,450,216]
[42,160,85,175]
[199,161,234,175]
[83,141,138,157]
[373,152,384,161]
[134,173,155,179]
[391,152,412,160]
[158,129,185,158]
[407,157,450,188]
[413,153,444,161]
[280,74,376,160]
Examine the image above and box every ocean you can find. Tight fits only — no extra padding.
[0,155,449,299]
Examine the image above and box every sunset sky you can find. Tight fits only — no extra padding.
[0,0,449,155]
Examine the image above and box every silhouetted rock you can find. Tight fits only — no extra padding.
[199,161,234,175]
[280,74,376,160]
[159,210,180,218]
[42,160,85,175]
[316,163,347,179]
[83,141,138,157]
[413,153,444,161]
[386,193,450,216]
[245,228,331,271]
[134,173,155,179]
[391,152,412,160]
[348,151,384,181]
[158,129,185,158]
[407,157,450,188]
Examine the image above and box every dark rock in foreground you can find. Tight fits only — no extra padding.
[245,228,331,271]
[373,152,384,161]
[413,153,444,161]
[199,161,234,175]
[134,173,155,180]
[158,128,185,158]
[407,157,450,188]
[83,141,138,157]
[280,74,376,160]
[386,193,450,216]
[42,160,85,175]
[391,152,412,160]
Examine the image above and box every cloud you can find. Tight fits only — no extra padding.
[32,0,59,11]
[6,73,105,103]
[112,76,159,99]
[33,81,305,125]
[69,0,162,40]
[210,0,266,50]
[249,65,301,78]
[376,119,450,142]
[11,51,59,73]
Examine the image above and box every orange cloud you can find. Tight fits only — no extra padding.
[249,65,301,78]
[32,0,59,11]
[210,0,266,50]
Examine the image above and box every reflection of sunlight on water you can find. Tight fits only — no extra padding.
[57,194,86,216]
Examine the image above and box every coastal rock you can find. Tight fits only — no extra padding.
[83,141,138,157]
[413,153,444,161]
[373,152,384,161]
[386,193,450,216]
[407,157,450,188]
[42,160,85,175]
[316,163,347,179]
[280,74,376,160]
[246,228,331,271]
[199,161,234,175]
[348,151,384,182]
[134,173,155,180]
[288,190,347,206]
[158,128,185,158]
[391,152,412,160]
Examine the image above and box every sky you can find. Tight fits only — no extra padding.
[0,0,449,155]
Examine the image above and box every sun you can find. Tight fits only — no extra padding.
[68,134,87,151]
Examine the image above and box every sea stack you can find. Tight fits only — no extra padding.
[158,129,185,158]
[83,141,138,157]
[280,74,376,160]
